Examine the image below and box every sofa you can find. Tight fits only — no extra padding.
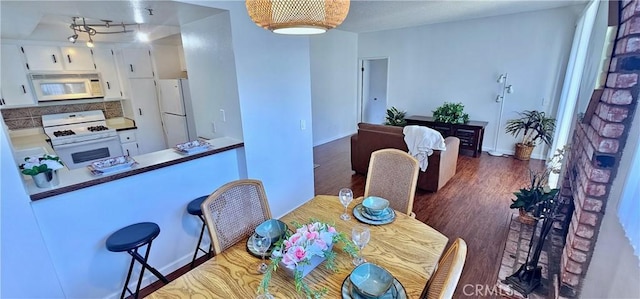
[351,123,460,192]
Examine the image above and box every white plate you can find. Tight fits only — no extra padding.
[89,156,136,173]
[353,204,396,225]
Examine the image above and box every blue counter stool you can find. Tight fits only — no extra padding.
[106,222,168,299]
[187,195,213,268]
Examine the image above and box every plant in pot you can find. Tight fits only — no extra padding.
[432,102,469,124]
[19,154,64,188]
[505,110,556,160]
[510,147,565,225]
[384,106,407,126]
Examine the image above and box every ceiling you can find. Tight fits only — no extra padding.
[0,0,588,45]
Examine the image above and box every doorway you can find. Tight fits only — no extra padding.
[360,58,389,124]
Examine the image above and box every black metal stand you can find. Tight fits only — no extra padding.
[191,215,213,268]
[504,194,561,296]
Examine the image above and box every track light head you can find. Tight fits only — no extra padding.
[67,34,78,43]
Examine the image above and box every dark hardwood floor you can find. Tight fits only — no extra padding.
[314,136,545,298]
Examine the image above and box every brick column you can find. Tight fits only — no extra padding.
[559,0,639,296]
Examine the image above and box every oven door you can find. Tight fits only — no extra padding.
[53,136,124,170]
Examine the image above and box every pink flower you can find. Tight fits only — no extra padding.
[305,231,319,240]
[289,232,302,245]
[327,226,336,233]
[292,246,306,261]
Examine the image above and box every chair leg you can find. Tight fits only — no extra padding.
[191,221,207,268]
[120,254,137,299]
[129,242,169,284]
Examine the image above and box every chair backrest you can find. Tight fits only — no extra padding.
[201,179,272,255]
[364,148,420,215]
[421,238,468,299]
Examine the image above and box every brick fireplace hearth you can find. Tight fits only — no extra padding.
[556,1,639,296]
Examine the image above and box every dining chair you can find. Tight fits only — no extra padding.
[201,179,272,255]
[420,238,468,299]
[364,148,420,217]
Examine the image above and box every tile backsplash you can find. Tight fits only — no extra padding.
[1,101,124,130]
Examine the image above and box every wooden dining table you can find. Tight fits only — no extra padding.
[146,195,449,298]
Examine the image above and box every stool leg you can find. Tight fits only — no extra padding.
[191,220,207,268]
[120,255,137,299]
[129,241,169,284]
[133,247,147,299]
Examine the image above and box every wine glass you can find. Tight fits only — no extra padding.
[339,188,354,220]
[352,225,371,266]
[253,234,271,274]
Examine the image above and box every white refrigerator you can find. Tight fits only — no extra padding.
[157,79,197,147]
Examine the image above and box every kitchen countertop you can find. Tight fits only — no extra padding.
[8,128,244,201]
[106,117,137,131]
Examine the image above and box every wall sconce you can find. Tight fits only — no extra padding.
[489,73,514,157]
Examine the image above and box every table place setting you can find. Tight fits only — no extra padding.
[353,196,396,225]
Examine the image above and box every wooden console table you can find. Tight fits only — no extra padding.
[406,115,488,157]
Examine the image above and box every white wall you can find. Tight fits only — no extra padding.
[581,102,640,298]
[181,12,244,141]
[182,1,315,218]
[358,6,583,158]
[1,120,65,298]
[151,44,184,79]
[309,29,358,146]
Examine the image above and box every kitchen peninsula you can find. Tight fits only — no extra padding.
[10,128,243,201]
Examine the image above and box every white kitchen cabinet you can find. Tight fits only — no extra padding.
[21,45,64,71]
[60,47,95,71]
[118,130,140,156]
[1,44,35,107]
[121,48,154,78]
[92,48,123,99]
[128,79,166,153]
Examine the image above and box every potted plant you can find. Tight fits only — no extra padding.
[432,102,469,124]
[505,110,556,160]
[384,107,407,126]
[510,147,565,225]
[19,154,64,188]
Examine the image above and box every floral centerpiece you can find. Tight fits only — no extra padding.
[19,154,64,175]
[259,220,358,299]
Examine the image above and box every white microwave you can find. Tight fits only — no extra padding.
[30,73,104,102]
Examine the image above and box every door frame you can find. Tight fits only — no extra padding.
[357,56,390,124]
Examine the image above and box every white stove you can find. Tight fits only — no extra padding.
[42,110,123,169]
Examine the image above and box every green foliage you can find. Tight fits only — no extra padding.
[19,154,64,176]
[432,102,469,124]
[510,147,566,217]
[505,110,556,146]
[384,107,407,126]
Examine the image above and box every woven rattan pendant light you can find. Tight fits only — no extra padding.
[246,0,350,35]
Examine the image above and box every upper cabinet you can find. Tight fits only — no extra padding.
[1,44,36,107]
[22,45,95,71]
[121,48,154,78]
[92,48,123,99]
[60,47,95,71]
[21,45,64,71]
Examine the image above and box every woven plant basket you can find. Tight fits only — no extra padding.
[518,208,537,226]
[514,143,534,161]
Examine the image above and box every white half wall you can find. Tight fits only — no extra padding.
[358,5,583,158]
[1,121,65,298]
[310,29,359,146]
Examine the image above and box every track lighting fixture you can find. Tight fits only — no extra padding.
[68,17,141,47]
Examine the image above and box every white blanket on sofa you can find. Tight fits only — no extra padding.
[403,125,446,171]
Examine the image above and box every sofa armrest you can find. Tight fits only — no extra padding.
[438,137,460,189]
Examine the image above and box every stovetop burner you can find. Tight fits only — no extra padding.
[87,125,110,132]
[53,130,76,137]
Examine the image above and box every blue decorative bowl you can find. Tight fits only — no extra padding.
[255,219,287,244]
[349,263,394,298]
[362,196,390,216]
